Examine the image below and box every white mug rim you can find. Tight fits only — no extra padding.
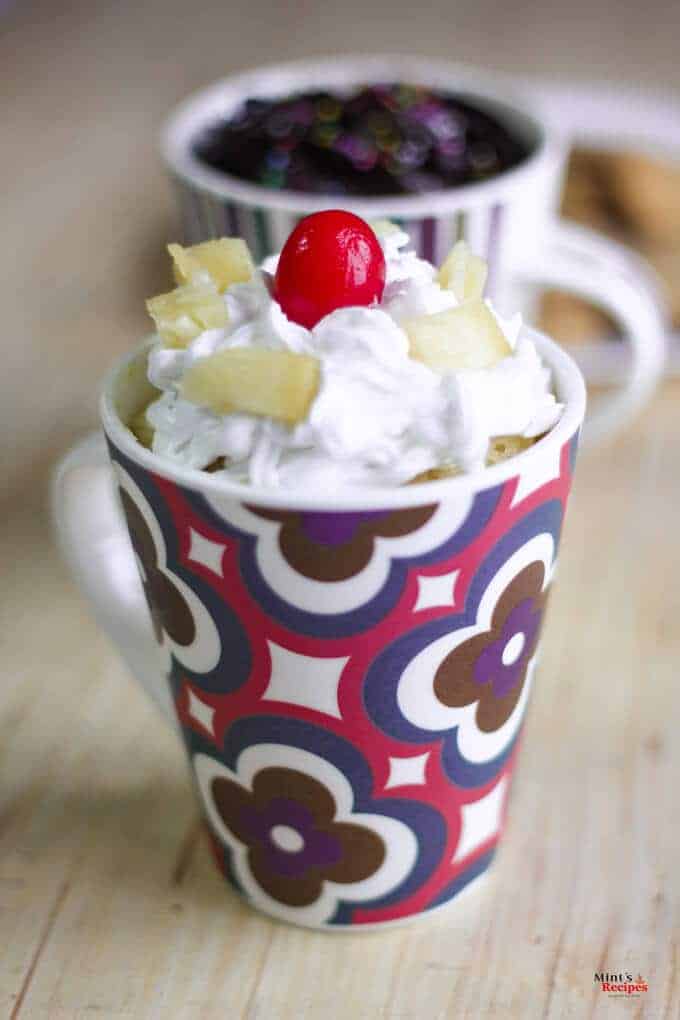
[160,54,563,219]
[100,328,586,512]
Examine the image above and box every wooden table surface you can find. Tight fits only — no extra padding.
[3,2,680,1017]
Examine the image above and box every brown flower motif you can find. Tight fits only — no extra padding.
[247,504,437,582]
[119,489,195,646]
[211,766,385,907]
[434,562,548,733]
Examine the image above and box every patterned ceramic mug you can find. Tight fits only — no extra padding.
[53,327,585,930]
[161,55,665,444]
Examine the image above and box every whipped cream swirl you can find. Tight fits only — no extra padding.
[144,230,562,488]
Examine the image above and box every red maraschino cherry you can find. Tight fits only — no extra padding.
[274,210,386,329]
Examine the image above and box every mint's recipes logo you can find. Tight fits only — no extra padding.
[594,972,649,998]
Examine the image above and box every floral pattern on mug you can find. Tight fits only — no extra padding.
[114,464,223,676]
[364,500,563,788]
[186,485,502,636]
[246,504,437,582]
[103,431,579,927]
[194,742,419,926]
[433,561,548,733]
[119,487,195,646]
[209,765,385,907]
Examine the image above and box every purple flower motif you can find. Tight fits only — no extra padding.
[246,504,437,581]
[474,598,543,699]
[237,798,342,878]
[210,766,385,907]
[434,562,548,733]
[300,510,387,546]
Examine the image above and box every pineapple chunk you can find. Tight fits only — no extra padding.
[369,219,401,240]
[129,406,155,449]
[487,435,534,465]
[406,300,511,373]
[146,283,228,347]
[168,238,255,293]
[438,240,488,302]
[182,348,320,426]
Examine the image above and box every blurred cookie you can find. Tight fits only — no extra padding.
[539,289,616,344]
[638,244,680,325]
[604,152,680,245]
[560,148,621,232]
[543,146,680,341]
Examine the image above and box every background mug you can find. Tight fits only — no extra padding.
[161,55,666,446]
[53,328,585,930]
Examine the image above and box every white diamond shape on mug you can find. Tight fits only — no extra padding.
[385,752,430,790]
[413,569,460,612]
[187,688,216,737]
[187,528,226,577]
[452,776,508,864]
[511,442,562,507]
[263,641,349,720]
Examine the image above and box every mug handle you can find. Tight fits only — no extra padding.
[51,431,177,727]
[516,220,667,444]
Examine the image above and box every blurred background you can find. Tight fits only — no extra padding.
[2,0,679,505]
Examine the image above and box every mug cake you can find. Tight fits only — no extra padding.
[132,212,562,489]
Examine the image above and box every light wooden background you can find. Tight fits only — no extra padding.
[2,1,680,1017]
